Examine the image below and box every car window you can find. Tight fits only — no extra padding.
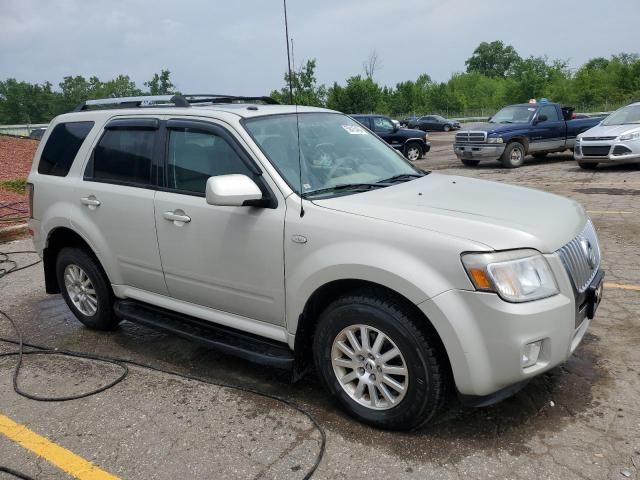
[38,121,94,176]
[353,117,370,128]
[420,116,431,121]
[372,117,394,133]
[89,129,155,185]
[538,105,560,122]
[167,129,252,194]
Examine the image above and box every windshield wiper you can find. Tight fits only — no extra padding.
[303,183,387,198]
[377,172,428,184]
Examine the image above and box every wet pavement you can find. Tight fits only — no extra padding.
[1,135,639,479]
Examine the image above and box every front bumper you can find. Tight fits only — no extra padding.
[575,141,640,163]
[418,253,599,397]
[454,143,506,160]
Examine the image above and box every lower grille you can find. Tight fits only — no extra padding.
[582,145,611,157]
[612,145,633,155]
[556,220,601,293]
[455,131,486,144]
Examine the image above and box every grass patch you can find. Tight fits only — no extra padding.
[0,178,27,194]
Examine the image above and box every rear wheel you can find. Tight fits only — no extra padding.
[578,161,598,170]
[404,142,423,162]
[461,159,480,167]
[500,141,526,168]
[56,247,120,330]
[313,291,447,430]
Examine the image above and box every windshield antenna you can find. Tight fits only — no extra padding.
[283,0,304,217]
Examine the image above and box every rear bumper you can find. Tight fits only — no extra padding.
[454,144,505,159]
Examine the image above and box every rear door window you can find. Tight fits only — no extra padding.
[38,121,94,176]
[87,128,156,186]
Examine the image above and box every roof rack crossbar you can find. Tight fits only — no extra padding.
[72,94,279,112]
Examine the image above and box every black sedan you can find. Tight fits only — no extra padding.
[407,115,461,132]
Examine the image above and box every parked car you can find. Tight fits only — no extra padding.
[409,115,461,132]
[574,101,640,169]
[453,102,604,168]
[351,114,430,161]
[28,94,603,430]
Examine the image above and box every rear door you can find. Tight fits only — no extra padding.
[153,119,286,326]
[76,118,167,294]
[530,105,567,152]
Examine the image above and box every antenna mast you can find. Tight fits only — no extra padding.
[283,0,294,104]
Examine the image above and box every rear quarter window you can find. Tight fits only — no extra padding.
[37,121,94,176]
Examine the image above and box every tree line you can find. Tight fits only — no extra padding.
[2,41,640,124]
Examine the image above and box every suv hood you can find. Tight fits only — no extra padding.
[313,173,586,252]
[580,123,636,138]
[398,127,426,138]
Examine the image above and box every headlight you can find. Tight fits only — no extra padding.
[619,131,640,141]
[461,249,558,303]
[486,137,503,144]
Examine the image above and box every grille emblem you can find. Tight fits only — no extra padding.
[580,238,596,269]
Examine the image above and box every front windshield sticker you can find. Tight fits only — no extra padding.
[342,125,368,135]
[528,108,536,111]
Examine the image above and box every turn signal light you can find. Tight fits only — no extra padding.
[468,268,492,290]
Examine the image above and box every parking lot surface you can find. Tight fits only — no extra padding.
[1,132,639,479]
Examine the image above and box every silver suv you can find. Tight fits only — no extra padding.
[28,95,604,430]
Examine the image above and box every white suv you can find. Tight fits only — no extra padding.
[28,95,604,430]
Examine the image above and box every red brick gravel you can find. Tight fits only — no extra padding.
[0,135,38,224]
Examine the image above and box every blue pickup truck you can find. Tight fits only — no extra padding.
[453,102,603,168]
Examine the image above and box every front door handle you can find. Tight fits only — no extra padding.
[80,196,101,209]
[163,210,191,224]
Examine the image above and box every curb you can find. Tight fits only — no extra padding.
[0,223,29,243]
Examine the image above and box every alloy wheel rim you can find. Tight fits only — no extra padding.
[331,324,409,410]
[407,147,420,161]
[64,264,98,316]
[510,147,523,164]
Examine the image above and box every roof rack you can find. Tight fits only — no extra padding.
[73,94,279,112]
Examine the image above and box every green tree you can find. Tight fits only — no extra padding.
[145,69,177,95]
[0,79,56,123]
[326,75,381,113]
[270,59,327,106]
[465,41,521,78]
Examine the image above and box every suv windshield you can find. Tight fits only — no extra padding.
[490,105,537,124]
[602,104,640,126]
[245,113,421,198]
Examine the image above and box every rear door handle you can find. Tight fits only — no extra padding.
[163,210,191,224]
[80,196,101,209]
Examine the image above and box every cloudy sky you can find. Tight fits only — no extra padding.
[1,0,639,95]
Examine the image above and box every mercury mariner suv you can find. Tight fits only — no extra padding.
[27,94,604,430]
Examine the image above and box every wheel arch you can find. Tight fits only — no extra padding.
[43,227,111,294]
[506,136,529,153]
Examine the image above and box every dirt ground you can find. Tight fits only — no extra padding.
[0,132,639,479]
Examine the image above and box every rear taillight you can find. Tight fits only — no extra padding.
[26,183,34,219]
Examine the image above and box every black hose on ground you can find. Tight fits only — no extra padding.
[0,248,326,480]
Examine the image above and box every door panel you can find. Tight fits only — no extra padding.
[530,106,567,152]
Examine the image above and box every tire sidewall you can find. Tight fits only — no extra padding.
[313,301,434,429]
[56,247,118,330]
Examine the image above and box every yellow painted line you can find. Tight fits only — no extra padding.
[0,414,120,480]
[587,210,634,215]
[605,282,640,292]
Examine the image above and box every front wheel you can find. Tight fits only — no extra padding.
[403,143,423,162]
[443,124,451,132]
[313,291,447,430]
[56,247,120,330]
[500,142,526,168]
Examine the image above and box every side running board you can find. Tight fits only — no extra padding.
[113,300,295,370]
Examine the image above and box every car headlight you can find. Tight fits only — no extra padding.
[461,249,559,303]
[486,137,503,144]
[619,131,640,141]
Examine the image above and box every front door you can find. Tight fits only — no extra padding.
[154,120,286,326]
[530,105,567,152]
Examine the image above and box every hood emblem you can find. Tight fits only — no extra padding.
[580,238,597,269]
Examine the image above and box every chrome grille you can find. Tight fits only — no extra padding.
[455,131,487,144]
[556,220,601,293]
[582,136,616,141]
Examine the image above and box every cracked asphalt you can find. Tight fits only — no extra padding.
[1,132,639,479]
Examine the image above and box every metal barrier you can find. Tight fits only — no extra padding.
[0,124,49,137]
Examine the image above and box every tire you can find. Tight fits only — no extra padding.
[532,152,547,159]
[313,290,447,430]
[403,142,423,162]
[500,141,526,168]
[443,124,451,132]
[56,247,120,330]
[461,159,480,167]
[578,161,598,170]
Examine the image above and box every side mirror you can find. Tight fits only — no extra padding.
[392,123,399,132]
[487,117,492,122]
[535,114,548,124]
[205,174,263,207]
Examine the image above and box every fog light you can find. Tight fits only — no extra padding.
[521,340,543,368]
